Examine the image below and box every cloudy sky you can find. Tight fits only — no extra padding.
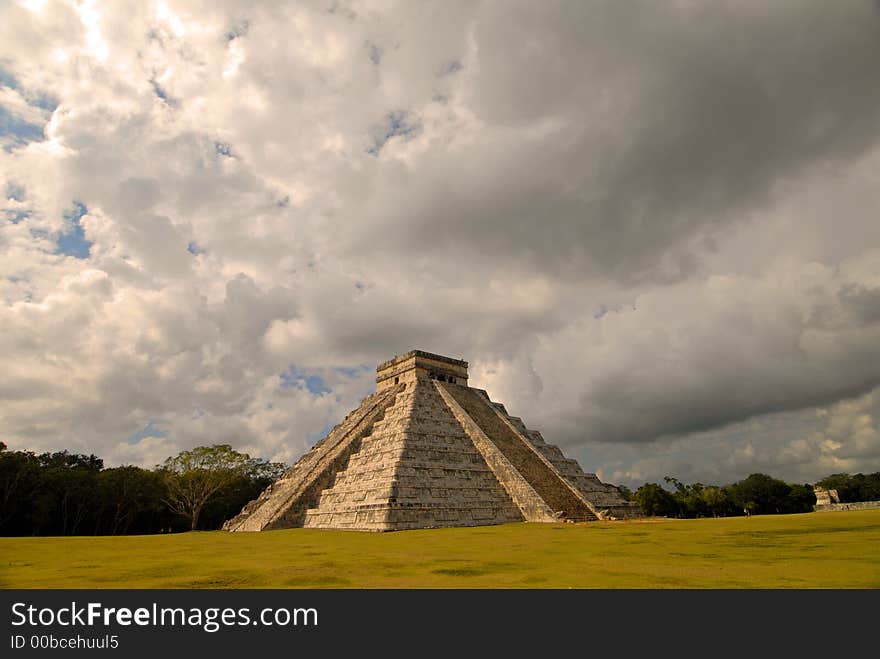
[2,0,879,488]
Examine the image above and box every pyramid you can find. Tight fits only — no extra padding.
[224,350,642,532]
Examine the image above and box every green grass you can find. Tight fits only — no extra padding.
[2,510,879,588]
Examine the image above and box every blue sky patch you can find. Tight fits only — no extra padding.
[4,183,29,224]
[0,66,16,89]
[0,66,56,150]
[280,366,333,396]
[187,241,204,255]
[5,209,29,224]
[0,66,57,110]
[150,79,178,107]
[366,41,382,65]
[27,93,58,112]
[6,182,25,201]
[56,201,92,259]
[151,79,168,101]
[125,420,169,445]
[367,111,422,156]
[215,141,233,157]
[0,106,44,151]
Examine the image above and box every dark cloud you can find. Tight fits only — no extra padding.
[2,0,880,485]
[839,284,880,326]
[346,1,880,283]
[528,256,880,446]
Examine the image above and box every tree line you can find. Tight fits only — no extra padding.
[0,442,284,536]
[617,472,880,518]
[3,440,878,535]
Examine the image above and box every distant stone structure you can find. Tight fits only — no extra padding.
[224,350,642,532]
[813,487,840,506]
[813,486,880,512]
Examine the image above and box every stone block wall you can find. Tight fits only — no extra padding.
[489,400,642,519]
[441,383,598,521]
[814,500,880,512]
[224,386,400,531]
[304,377,523,531]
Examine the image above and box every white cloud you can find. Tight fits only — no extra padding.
[1,1,879,487]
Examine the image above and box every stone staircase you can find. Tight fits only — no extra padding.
[223,385,402,531]
[303,379,524,531]
[501,411,643,519]
[441,384,598,522]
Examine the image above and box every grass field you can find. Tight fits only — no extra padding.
[2,510,879,588]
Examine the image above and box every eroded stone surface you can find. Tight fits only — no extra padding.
[813,486,839,506]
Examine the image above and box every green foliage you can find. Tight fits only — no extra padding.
[160,444,285,531]
[786,483,818,512]
[727,473,791,515]
[0,445,41,532]
[0,442,285,536]
[631,473,815,518]
[37,450,103,471]
[700,486,733,518]
[2,438,874,536]
[723,473,814,515]
[633,483,679,517]
[95,467,167,535]
[816,472,880,503]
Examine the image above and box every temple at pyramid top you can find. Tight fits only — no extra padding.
[224,350,642,532]
[376,349,469,389]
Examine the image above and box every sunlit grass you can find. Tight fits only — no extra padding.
[2,510,878,588]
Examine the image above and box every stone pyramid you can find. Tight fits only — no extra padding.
[224,350,641,532]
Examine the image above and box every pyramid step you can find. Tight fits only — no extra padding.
[223,385,403,531]
[468,395,637,518]
[302,379,525,530]
[440,384,598,522]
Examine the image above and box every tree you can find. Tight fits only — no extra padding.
[43,466,97,535]
[96,467,165,535]
[816,473,857,502]
[859,473,880,501]
[681,482,709,518]
[700,486,731,518]
[633,483,679,517]
[660,477,716,518]
[160,444,283,531]
[785,483,816,514]
[32,449,103,535]
[200,460,285,530]
[728,473,792,515]
[0,443,40,533]
[817,472,880,503]
[37,450,103,471]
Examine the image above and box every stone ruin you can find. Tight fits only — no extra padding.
[224,350,642,532]
[812,486,880,512]
[813,487,840,506]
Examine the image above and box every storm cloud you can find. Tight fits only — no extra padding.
[1,0,879,486]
